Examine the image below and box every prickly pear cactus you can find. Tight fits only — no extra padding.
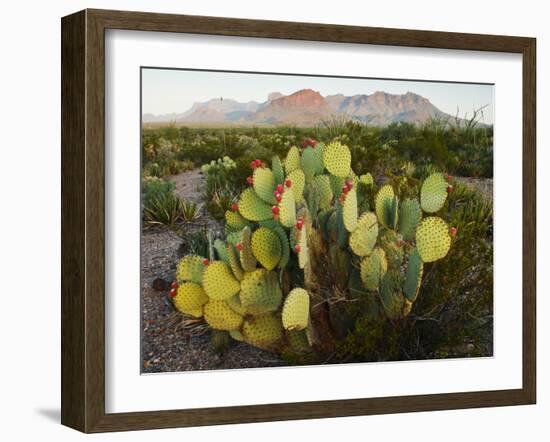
[171,141,455,358]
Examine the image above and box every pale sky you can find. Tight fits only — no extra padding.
[142,68,494,124]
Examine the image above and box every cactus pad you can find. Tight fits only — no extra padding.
[202,261,241,301]
[251,227,282,271]
[203,300,243,331]
[176,255,204,285]
[253,167,277,204]
[238,188,273,221]
[292,224,309,269]
[403,248,423,302]
[398,198,421,241]
[380,230,405,269]
[313,174,334,209]
[229,329,245,342]
[287,330,311,352]
[272,155,285,185]
[360,247,388,291]
[225,210,249,231]
[379,271,408,320]
[240,269,282,314]
[359,173,374,186]
[301,147,323,182]
[226,293,248,316]
[287,169,305,202]
[420,173,448,213]
[416,216,451,262]
[284,146,301,174]
[238,226,257,272]
[172,282,208,317]
[323,141,351,177]
[342,186,358,232]
[272,225,290,269]
[226,243,244,281]
[279,188,297,227]
[329,175,345,199]
[349,212,378,256]
[213,238,229,263]
[375,184,395,229]
[243,314,283,350]
[282,288,310,331]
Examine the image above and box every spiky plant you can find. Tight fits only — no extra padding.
[171,141,456,358]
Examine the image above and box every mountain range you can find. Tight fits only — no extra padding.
[143,89,456,127]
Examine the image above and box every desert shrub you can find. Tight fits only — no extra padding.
[143,191,182,226]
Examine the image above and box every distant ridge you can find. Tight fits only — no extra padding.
[143,89,465,127]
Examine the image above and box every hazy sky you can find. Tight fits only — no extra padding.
[142,68,494,124]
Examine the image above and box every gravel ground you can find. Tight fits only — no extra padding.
[141,169,286,374]
[455,177,493,202]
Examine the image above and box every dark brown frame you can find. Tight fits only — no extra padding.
[61,8,536,433]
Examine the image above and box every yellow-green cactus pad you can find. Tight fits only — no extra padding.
[203,300,243,331]
[238,188,273,221]
[314,143,326,174]
[173,282,208,317]
[360,247,388,291]
[226,243,244,281]
[323,141,351,177]
[238,226,257,272]
[225,210,249,231]
[416,216,451,262]
[398,198,422,241]
[251,227,282,271]
[176,255,205,285]
[284,145,301,174]
[240,269,282,314]
[272,225,290,269]
[301,147,323,182]
[292,224,309,269]
[375,184,395,229]
[360,173,374,186]
[287,330,311,352]
[271,155,285,185]
[287,169,305,203]
[242,314,283,350]
[349,212,379,257]
[420,173,448,213]
[403,248,423,302]
[389,195,399,230]
[226,293,248,316]
[279,188,297,228]
[282,288,310,331]
[229,329,244,342]
[313,175,333,209]
[342,186,358,232]
[202,261,240,301]
[379,271,408,320]
[253,167,277,204]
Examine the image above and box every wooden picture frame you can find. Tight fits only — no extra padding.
[61,8,536,433]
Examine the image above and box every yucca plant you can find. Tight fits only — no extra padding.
[169,140,457,360]
[180,200,201,222]
[143,192,182,226]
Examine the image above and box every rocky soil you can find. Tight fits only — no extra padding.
[141,169,286,374]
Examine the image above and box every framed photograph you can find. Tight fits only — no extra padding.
[61,9,536,433]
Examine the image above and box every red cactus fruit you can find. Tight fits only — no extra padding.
[447,185,453,193]
[294,244,301,253]
[450,227,458,236]
[250,160,258,169]
[276,184,284,193]
[169,288,177,298]
[230,202,238,212]
[275,193,282,203]
[171,281,178,289]
[296,219,304,230]
[272,206,280,215]
[236,243,243,251]
[285,179,292,188]
[202,258,210,266]
[246,176,253,186]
